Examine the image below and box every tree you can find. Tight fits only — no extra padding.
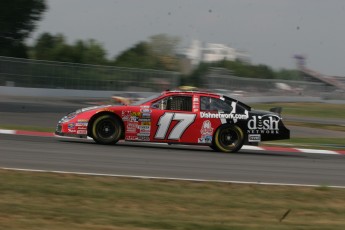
[148,34,180,71]
[185,59,301,87]
[113,34,181,71]
[113,42,159,69]
[73,39,108,65]
[30,33,73,62]
[148,34,180,57]
[0,0,47,58]
[30,32,57,60]
[30,33,108,64]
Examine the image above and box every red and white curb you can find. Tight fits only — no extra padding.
[0,129,55,137]
[242,145,345,155]
[1,129,345,155]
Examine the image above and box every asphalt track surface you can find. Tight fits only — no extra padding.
[1,96,345,187]
[1,134,345,187]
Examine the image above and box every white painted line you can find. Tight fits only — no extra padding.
[2,167,344,189]
[242,145,264,151]
[0,129,16,134]
[296,148,339,155]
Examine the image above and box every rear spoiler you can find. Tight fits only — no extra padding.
[269,107,282,115]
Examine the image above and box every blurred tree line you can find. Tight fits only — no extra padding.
[28,32,181,72]
[26,32,303,86]
[184,60,301,86]
[1,0,301,87]
[0,0,46,58]
[29,33,108,65]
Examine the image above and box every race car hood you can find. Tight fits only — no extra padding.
[58,105,113,123]
[75,105,113,114]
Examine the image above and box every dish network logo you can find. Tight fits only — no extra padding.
[247,115,280,134]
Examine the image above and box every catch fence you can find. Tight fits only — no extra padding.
[1,57,341,98]
[0,56,179,91]
[204,68,334,97]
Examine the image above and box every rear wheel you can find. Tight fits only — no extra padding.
[212,125,244,153]
[92,115,122,144]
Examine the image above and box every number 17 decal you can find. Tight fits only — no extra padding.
[155,113,196,140]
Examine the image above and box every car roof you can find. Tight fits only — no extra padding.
[160,90,251,111]
[161,90,222,98]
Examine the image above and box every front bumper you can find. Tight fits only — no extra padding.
[55,124,88,138]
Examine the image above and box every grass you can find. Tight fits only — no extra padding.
[1,169,345,230]
[284,121,345,132]
[263,138,345,150]
[250,102,345,119]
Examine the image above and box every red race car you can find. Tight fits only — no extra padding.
[55,90,290,153]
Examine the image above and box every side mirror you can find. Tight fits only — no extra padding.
[151,103,159,109]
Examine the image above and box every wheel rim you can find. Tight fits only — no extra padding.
[218,127,241,150]
[96,119,116,139]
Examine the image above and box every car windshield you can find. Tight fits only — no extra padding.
[131,93,161,106]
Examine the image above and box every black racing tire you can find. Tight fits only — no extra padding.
[91,114,122,145]
[212,124,244,153]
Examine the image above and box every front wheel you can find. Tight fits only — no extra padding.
[212,125,244,153]
[91,115,122,144]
